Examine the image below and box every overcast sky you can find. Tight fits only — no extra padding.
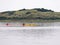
[0,0,60,12]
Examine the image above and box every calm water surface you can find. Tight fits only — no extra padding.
[0,22,60,26]
[0,22,60,45]
[0,27,60,45]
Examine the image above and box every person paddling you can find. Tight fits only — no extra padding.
[23,23,25,26]
[6,23,9,26]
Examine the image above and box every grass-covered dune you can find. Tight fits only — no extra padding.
[0,8,60,22]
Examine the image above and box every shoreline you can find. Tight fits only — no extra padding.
[0,20,59,27]
[0,20,60,23]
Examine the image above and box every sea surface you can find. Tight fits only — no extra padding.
[0,22,60,27]
[0,22,60,45]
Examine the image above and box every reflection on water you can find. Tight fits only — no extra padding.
[0,29,54,37]
[0,28,60,45]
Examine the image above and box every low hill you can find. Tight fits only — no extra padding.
[0,8,60,22]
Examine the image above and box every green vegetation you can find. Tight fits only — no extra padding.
[0,8,60,22]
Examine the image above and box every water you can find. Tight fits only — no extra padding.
[0,22,60,27]
[0,27,60,45]
[0,22,60,45]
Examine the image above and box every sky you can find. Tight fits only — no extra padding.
[0,0,60,12]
